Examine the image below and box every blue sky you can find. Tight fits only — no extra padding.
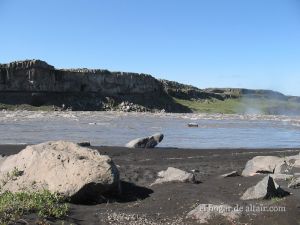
[1,0,300,95]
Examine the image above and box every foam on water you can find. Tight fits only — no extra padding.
[0,111,300,148]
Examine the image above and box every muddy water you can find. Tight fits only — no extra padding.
[0,111,300,149]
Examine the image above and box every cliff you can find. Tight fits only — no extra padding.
[0,60,189,112]
[0,60,163,94]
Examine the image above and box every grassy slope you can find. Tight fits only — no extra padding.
[174,97,300,114]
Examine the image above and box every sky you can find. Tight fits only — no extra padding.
[0,0,300,95]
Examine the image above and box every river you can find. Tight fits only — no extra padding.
[1,111,300,149]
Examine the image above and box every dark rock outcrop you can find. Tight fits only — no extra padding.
[0,60,161,94]
[0,60,190,112]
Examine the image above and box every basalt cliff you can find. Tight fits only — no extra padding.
[0,60,189,112]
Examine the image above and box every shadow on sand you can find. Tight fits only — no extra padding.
[113,181,154,203]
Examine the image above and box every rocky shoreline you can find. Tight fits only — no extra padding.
[0,144,299,224]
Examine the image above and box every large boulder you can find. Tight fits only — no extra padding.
[241,175,289,200]
[0,141,120,203]
[241,156,283,177]
[151,167,195,185]
[125,133,164,148]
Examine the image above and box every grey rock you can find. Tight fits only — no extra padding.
[0,141,120,203]
[151,167,195,185]
[274,154,300,174]
[288,177,300,189]
[125,133,164,148]
[241,156,283,177]
[188,123,198,127]
[241,175,289,200]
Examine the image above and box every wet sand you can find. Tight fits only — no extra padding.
[1,145,300,225]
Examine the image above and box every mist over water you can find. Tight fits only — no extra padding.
[0,111,300,149]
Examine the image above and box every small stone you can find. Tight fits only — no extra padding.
[220,171,240,178]
[188,123,198,127]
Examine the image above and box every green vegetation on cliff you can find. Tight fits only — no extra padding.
[174,97,300,115]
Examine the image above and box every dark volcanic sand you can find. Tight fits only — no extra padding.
[1,145,300,225]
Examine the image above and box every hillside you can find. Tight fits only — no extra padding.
[1,59,300,115]
[166,83,300,115]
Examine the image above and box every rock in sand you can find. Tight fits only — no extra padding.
[274,154,300,174]
[241,175,289,200]
[0,141,120,203]
[151,167,195,185]
[241,156,283,177]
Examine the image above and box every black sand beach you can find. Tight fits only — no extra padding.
[1,145,300,225]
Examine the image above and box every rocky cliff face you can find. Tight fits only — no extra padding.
[0,60,189,112]
[0,60,163,95]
